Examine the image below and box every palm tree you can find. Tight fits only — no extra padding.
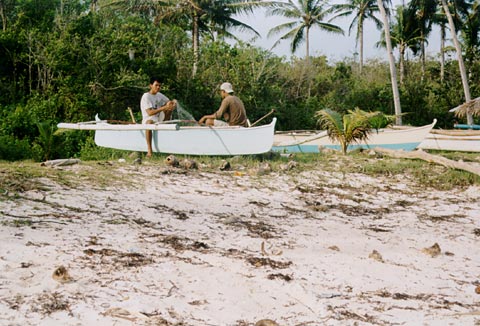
[433,0,472,83]
[440,0,473,125]
[432,8,448,81]
[331,0,382,72]
[315,108,389,154]
[104,0,269,76]
[408,0,438,79]
[459,0,480,66]
[267,0,343,64]
[379,5,423,84]
[377,0,402,125]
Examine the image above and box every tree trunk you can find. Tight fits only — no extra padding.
[90,0,98,12]
[399,44,405,85]
[306,27,311,97]
[440,22,445,82]
[441,0,473,125]
[0,0,6,31]
[192,12,200,77]
[420,30,425,80]
[359,21,364,73]
[377,0,402,125]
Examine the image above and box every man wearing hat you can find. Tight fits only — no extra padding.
[199,82,248,127]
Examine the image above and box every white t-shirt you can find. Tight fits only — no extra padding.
[140,92,170,124]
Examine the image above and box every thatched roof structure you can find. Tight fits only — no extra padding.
[449,97,480,118]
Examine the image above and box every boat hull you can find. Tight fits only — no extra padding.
[418,130,480,152]
[273,120,436,153]
[90,118,277,155]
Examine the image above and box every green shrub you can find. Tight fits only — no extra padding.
[0,135,31,161]
[79,136,132,161]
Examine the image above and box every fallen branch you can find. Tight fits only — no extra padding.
[373,148,480,176]
[41,159,81,167]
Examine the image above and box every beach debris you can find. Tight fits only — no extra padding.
[223,216,241,225]
[83,248,153,267]
[188,299,208,306]
[259,162,272,174]
[255,319,279,326]
[267,273,293,282]
[32,292,70,315]
[261,241,283,256]
[280,153,295,158]
[317,293,342,299]
[219,160,231,171]
[87,236,99,245]
[422,243,441,257]
[165,155,179,167]
[239,219,276,239]
[41,158,81,167]
[476,285,480,294]
[133,158,142,165]
[180,158,197,169]
[328,245,340,251]
[102,307,148,322]
[128,151,139,159]
[279,160,298,171]
[52,266,73,283]
[118,158,126,163]
[367,149,383,158]
[249,162,272,176]
[247,257,291,269]
[368,250,384,263]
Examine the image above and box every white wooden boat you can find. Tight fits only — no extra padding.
[58,116,277,155]
[418,129,480,152]
[273,120,436,153]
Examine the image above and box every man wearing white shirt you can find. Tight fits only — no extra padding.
[140,77,176,157]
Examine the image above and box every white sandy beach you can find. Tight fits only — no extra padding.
[0,159,479,326]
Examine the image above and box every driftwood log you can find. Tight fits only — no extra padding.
[373,148,480,176]
[41,159,81,167]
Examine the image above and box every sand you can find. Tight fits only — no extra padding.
[0,160,479,326]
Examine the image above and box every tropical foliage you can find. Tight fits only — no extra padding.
[267,0,343,60]
[0,0,479,161]
[332,0,382,72]
[315,108,391,154]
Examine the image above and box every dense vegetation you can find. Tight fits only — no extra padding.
[0,0,479,161]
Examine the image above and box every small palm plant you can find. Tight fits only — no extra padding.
[35,120,56,161]
[315,108,393,154]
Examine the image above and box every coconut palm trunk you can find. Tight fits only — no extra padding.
[192,12,200,77]
[358,22,364,72]
[440,22,445,82]
[377,0,402,125]
[420,30,426,80]
[440,0,473,125]
[399,44,406,85]
[306,26,311,97]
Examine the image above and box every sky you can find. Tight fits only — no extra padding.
[233,3,442,62]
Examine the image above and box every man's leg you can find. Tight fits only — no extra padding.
[146,120,154,157]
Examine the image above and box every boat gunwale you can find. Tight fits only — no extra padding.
[276,120,436,136]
